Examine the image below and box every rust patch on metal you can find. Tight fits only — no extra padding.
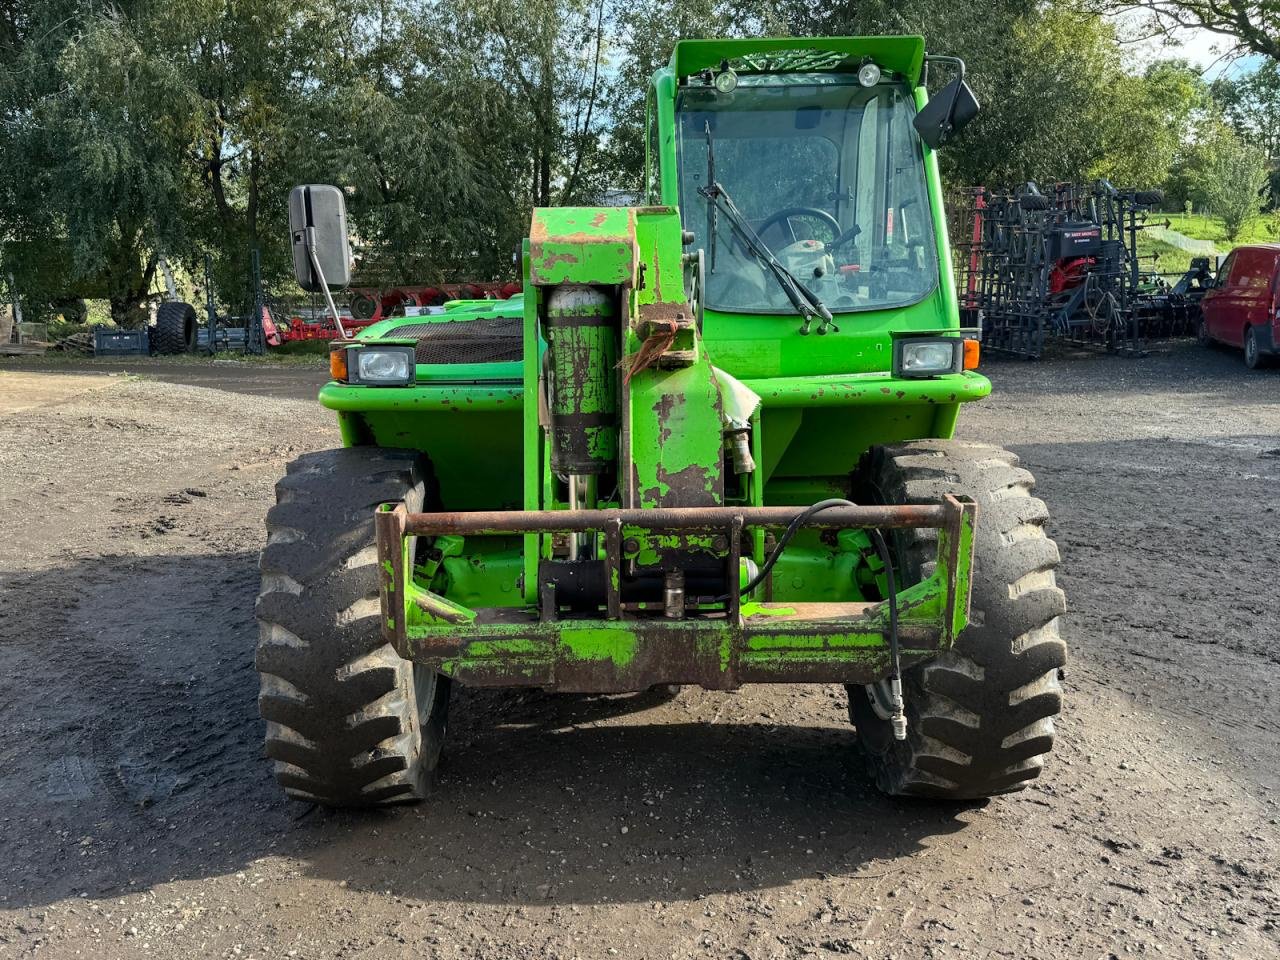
[651,463,718,507]
[653,392,679,446]
[636,301,687,326]
[398,503,954,535]
[529,246,580,272]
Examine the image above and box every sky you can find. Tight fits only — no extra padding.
[1119,18,1264,78]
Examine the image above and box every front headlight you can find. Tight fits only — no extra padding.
[893,338,964,378]
[338,345,416,386]
[358,349,412,383]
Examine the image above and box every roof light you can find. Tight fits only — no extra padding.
[714,68,738,95]
[857,62,882,87]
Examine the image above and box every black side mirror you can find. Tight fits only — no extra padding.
[288,185,352,292]
[913,77,980,150]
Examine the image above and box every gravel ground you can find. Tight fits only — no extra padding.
[0,341,1277,960]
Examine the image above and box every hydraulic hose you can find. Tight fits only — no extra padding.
[715,498,908,738]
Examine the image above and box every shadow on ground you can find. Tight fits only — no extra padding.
[0,550,975,912]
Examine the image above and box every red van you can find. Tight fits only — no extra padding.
[1198,243,1280,369]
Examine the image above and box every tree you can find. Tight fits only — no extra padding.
[1212,62,1280,206]
[0,4,192,324]
[1088,1,1280,65]
[604,0,785,192]
[799,0,1189,188]
[1096,60,1208,187]
[1200,128,1268,239]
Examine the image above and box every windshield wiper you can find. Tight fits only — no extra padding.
[698,122,836,335]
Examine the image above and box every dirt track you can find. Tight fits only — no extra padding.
[1,343,1277,959]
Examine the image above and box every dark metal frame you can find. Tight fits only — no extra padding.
[375,497,977,691]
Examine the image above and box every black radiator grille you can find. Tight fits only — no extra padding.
[389,317,523,365]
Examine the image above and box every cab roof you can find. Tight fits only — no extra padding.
[670,36,927,87]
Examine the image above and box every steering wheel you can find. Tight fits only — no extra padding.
[757,206,841,245]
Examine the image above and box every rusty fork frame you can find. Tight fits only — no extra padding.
[375,496,977,691]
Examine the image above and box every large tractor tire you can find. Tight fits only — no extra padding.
[849,440,1067,800]
[152,301,197,354]
[255,448,450,807]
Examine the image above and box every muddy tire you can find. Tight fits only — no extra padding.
[255,448,450,807]
[849,440,1067,800]
[152,301,197,355]
[1244,327,1271,370]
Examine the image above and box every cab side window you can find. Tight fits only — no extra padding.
[1217,253,1237,288]
[645,89,660,204]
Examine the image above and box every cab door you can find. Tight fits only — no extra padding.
[1201,252,1237,343]
[1206,249,1271,347]
[1234,248,1275,346]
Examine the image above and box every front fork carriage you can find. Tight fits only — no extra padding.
[375,497,976,692]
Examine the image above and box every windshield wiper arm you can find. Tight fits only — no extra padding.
[698,180,836,335]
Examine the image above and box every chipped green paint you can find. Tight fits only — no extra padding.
[632,206,684,308]
[560,627,638,666]
[739,603,797,618]
[464,638,546,658]
[629,364,725,508]
[624,529,717,567]
[942,500,977,639]
[528,207,636,286]
[545,307,617,472]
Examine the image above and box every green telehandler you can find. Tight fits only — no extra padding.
[258,36,1066,807]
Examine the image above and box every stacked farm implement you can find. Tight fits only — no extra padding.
[951,181,1205,359]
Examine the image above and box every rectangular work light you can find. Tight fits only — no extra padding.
[330,343,417,386]
[892,337,966,379]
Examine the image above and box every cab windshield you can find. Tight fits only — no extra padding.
[677,76,938,316]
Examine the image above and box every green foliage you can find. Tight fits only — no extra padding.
[0,4,187,324]
[1166,124,1269,241]
[1,0,1273,326]
[1196,134,1269,241]
[1084,0,1280,66]
[1211,62,1280,207]
[775,0,1203,190]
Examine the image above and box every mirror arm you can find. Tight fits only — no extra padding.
[305,225,349,339]
[922,55,968,145]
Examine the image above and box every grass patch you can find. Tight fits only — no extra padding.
[1161,213,1280,246]
[1137,237,1196,278]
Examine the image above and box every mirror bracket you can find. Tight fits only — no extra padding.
[914,56,980,150]
[303,225,348,338]
[288,184,354,337]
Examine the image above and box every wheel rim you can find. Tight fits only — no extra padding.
[1246,332,1256,365]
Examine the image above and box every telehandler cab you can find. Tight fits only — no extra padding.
[257,36,1066,807]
